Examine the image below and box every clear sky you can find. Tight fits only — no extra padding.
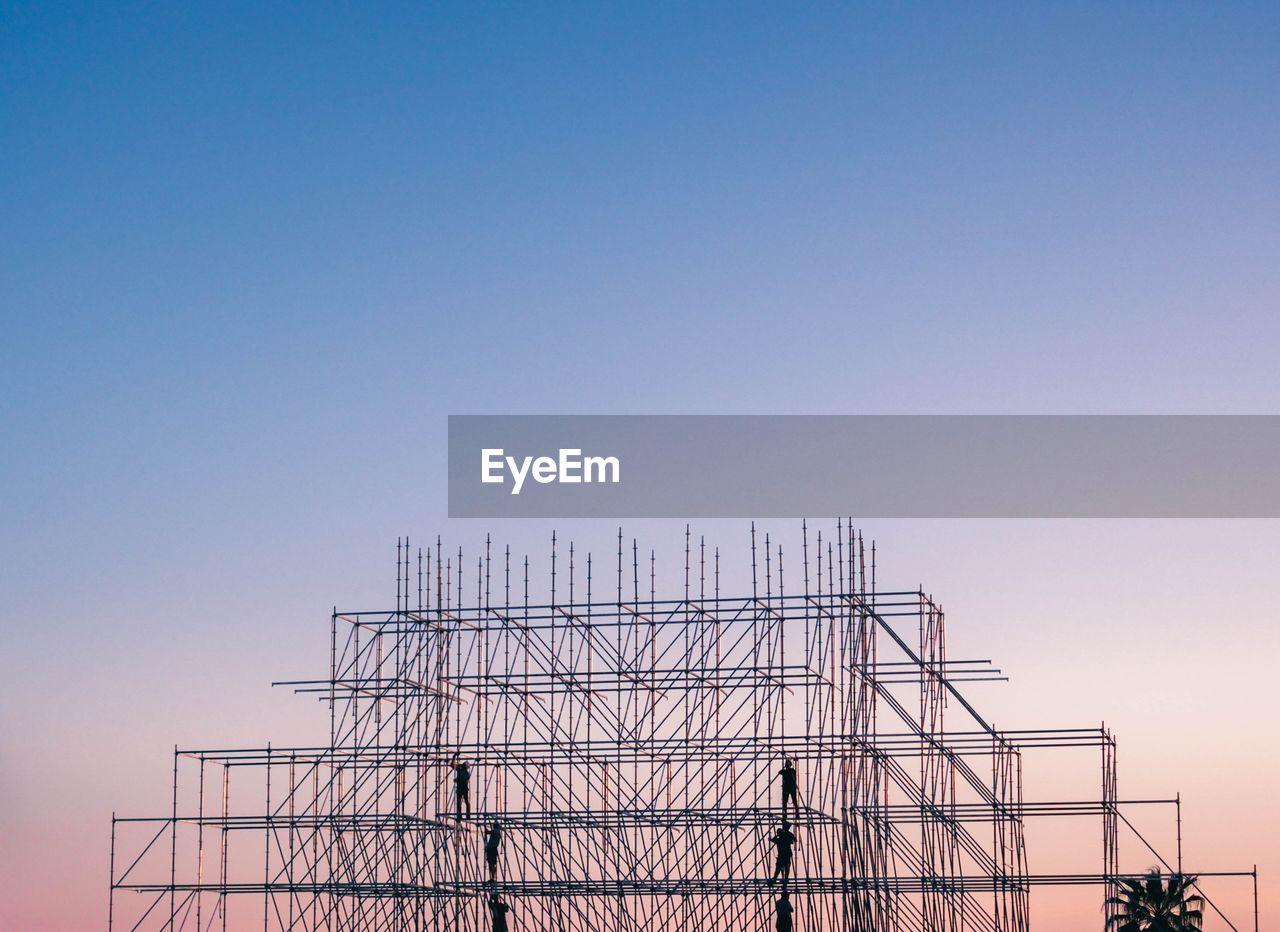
[2,3,1278,930]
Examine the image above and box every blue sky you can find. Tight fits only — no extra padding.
[2,4,1279,928]
[5,2,1278,575]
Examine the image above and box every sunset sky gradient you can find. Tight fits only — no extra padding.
[2,3,1279,929]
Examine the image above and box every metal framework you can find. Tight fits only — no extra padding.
[109,523,1258,931]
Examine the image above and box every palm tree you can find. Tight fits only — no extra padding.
[1106,870,1204,932]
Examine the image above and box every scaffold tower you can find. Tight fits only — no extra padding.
[108,523,1258,931]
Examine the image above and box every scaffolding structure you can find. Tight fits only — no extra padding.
[109,524,1258,931]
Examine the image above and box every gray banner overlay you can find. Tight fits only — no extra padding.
[448,415,1280,518]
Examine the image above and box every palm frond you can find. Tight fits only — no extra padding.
[1105,870,1202,932]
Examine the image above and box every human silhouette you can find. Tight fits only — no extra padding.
[769,819,796,885]
[455,761,471,818]
[779,758,798,812]
[484,820,504,880]
[489,892,511,932]
[775,893,793,932]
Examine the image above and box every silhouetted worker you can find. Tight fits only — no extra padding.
[484,820,504,880]
[489,892,511,932]
[775,893,793,932]
[454,761,471,818]
[769,820,796,884]
[779,758,799,812]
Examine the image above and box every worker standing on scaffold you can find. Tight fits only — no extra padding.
[454,760,471,818]
[779,757,799,812]
[775,892,794,932]
[769,819,796,885]
[489,892,511,932]
[485,820,504,880]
